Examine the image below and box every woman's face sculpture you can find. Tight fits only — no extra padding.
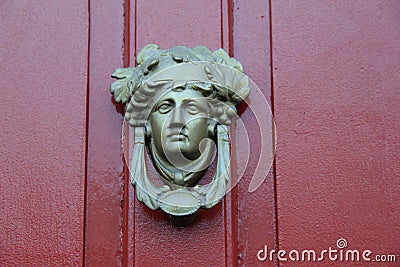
[149,88,209,162]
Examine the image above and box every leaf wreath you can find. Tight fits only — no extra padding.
[204,63,250,106]
[211,48,244,72]
[110,67,144,104]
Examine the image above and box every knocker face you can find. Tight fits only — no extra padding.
[148,87,209,162]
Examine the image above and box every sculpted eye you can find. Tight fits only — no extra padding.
[157,102,173,114]
[186,103,201,115]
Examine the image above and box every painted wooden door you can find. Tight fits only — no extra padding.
[1,1,399,266]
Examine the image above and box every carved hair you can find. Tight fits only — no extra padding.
[111,44,250,126]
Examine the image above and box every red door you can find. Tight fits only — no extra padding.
[1,1,399,266]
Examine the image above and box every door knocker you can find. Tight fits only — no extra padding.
[111,44,250,226]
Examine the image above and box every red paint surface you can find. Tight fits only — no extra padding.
[84,0,126,266]
[273,1,400,266]
[233,0,277,266]
[2,1,400,266]
[0,1,88,266]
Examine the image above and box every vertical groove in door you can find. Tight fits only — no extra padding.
[222,0,239,266]
[122,1,137,266]
[123,1,137,266]
[123,0,131,68]
[122,1,131,265]
[268,1,279,266]
[83,0,91,265]
[132,2,137,266]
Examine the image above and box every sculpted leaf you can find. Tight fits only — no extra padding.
[212,48,243,71]
[110,67,142,104]
[204,64,250,105]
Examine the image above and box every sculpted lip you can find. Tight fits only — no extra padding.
[166,133,187,142]
[166,129,188,141]
[166,129,188,139]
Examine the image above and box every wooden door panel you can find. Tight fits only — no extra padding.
[2,1,399,266]
[84,1,126,266]
[126,1,231,266]
[0,1,88,265]
[233,0,277,266]
[273,1,400,265]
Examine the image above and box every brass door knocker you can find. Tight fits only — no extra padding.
[111,44,250,226]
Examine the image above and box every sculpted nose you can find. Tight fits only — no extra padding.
[170,106,184,127]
